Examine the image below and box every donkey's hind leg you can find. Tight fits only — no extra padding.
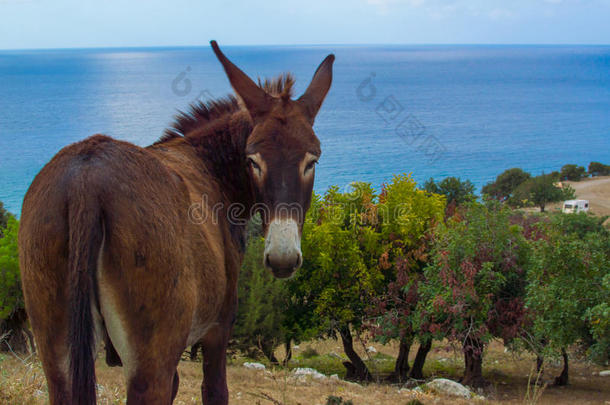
[97,257,192,404]
[20,241,72,404]
[98,276,187,405]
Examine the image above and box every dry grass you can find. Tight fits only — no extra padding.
[1,339,608,405]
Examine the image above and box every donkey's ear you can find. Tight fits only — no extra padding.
[211,40,271,116]
[298,54,335,124]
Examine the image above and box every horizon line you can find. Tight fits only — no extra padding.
[1,42,609,52]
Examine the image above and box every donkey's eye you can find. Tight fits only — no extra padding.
[248,158,261,172]
[304,160,317,174]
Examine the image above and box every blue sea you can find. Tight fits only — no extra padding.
[1,45,609,215]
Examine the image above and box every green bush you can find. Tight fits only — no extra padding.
[510,173,574,212]
[589,161,610,177]
[325,396,354,405]
[559,164,587,181]
[0,202,8,234]
[416,201,531,386]
[423,176,475,207]
[482,168,531,202]
[300,346,319,359]
[231,234,289,363]
[527,215,610,365]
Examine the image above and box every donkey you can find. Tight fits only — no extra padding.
[18,41,334,405]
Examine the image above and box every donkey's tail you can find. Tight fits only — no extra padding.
[67,180,103,405]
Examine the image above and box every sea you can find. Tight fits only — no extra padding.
[1,45,609,215]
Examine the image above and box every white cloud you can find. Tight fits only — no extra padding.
[366,0,426,14]
[489,8,514,20]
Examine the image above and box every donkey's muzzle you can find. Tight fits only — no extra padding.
[264,218,302,278]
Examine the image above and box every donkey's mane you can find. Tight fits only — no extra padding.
[156,74,295,144]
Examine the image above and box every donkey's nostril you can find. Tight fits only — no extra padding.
[295,254,303,269]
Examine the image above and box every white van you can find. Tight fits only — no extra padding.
[562,200,589,213]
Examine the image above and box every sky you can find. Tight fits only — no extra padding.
[0,0,609,49]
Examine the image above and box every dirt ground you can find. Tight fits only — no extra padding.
[546,176,610,220]
[1,339,608,405]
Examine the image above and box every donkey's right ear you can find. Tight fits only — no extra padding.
[297,54,335,124]
[210,40,271,117]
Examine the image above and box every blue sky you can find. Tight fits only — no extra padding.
[1,0,609,49]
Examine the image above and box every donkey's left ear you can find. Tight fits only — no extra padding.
[297,54,335,124]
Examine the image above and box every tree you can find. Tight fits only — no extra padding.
[0,201,8,236]
[292,183,383,381]
[511,173,575,212]
[482,168,531,202]
[588,161,610,177]
[423,177,475,207]
[559,164,587,181]
[230,235,290,363]
[0,215,34,354]
[367,174,445,381]
[526,216,609,383]
[416,202,531,387]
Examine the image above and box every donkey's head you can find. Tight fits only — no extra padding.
[211,41,333,278]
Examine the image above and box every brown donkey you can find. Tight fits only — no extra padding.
[19,41,334,405]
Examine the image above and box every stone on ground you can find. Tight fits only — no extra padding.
[243,362,266,370]
[425,378,473,398]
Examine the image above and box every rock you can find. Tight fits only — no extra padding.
[293,345,300,350]
[366,346,377,353]
[599,370,610,377]
[243,362,266,370]
[330,374,340,380]
[293,367,327,380]
[425,378,472,399]
[329,351,343,359]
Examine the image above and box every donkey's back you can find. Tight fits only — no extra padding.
[19,134,217,404]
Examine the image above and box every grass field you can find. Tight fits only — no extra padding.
[1,339,608,404]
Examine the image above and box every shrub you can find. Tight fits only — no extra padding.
[300,346,319,359]
[588,161,610,177]
[423,177,475,207]
[527,214,610,366]
[416,202,531,387]
[0,215,32,354]
[326,396,354,405]
[482,168,531,202]
[511,173,574,212]
[231,234,289,363]
[559,164,587,181]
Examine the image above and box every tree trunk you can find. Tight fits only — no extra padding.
[0,309,30,354]
[554,348,569,386]
[540,204,546,213]
[260,340,279,364]
[462,337,486,388]
[283,337,292,365]
[339,326,372,382]
[409,338,432,380]
[392,338,412,382]
[25,328,36,354]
